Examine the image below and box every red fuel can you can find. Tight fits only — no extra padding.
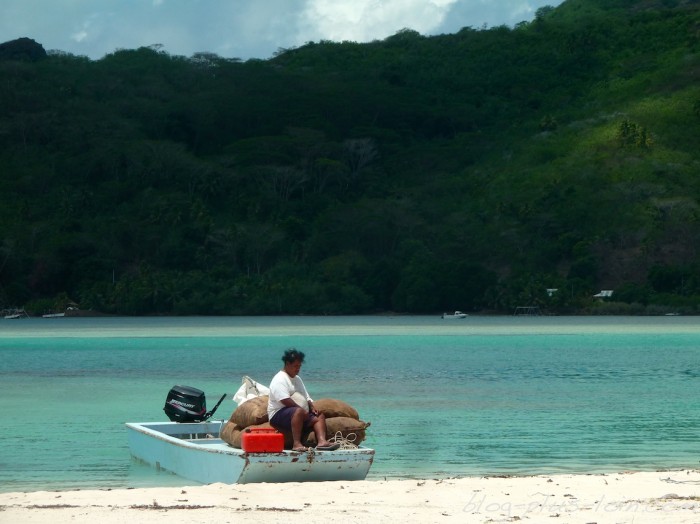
[241,427,284,453]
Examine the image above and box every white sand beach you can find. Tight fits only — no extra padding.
[1,470,698,523]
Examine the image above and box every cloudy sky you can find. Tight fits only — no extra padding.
[2,0,564,61]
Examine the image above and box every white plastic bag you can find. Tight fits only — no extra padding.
[232,376,270,406]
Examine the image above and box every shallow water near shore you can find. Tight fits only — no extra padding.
[1,315,698,492]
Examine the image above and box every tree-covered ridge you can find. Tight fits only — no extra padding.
[1,1,700,315]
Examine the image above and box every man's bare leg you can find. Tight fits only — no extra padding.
[312,413,333,448]
[290,408,307,451]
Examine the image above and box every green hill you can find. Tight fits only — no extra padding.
[1,0,700,315]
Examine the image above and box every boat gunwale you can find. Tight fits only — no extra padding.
[126,421,376,457]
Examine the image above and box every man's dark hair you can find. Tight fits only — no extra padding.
[282,348,305,364]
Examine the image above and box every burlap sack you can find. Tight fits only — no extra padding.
[306,417,369,446]
[313,398,359,420]
[220,421,244,448]
[229,395,269,428]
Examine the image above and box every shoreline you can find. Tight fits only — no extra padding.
[1,469,698,523]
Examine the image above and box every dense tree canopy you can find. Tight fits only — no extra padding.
[1,1,700,316]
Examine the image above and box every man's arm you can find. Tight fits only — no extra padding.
[307,399,318,415]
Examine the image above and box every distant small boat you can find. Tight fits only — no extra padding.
[442,311,467,319]
[42,306,78,318]
[514,306,541,316]
[2,308,29,319]
[125,421,375,484]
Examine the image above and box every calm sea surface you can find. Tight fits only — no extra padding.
[0,315,698,493]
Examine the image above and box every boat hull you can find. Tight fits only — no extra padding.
[126,421,374,484]
[441,311,467,319]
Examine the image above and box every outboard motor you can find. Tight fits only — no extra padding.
[164,385,226,422]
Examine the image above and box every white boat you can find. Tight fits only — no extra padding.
[125,420,375,484]
[441,311,467,319]
[2,308,29,319]
[42,306,79,318]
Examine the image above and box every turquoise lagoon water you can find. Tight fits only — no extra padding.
[0,315,698,492]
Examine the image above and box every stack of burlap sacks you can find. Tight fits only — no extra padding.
[221,396,370,449]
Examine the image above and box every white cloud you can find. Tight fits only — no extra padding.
[70,14,98,44]
[71,29,88,43]
[299,0,459,43]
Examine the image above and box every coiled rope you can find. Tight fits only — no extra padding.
[328,431,359,449]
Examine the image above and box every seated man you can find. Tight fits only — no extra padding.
[267,348,339,452]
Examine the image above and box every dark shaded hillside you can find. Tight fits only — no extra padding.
[1,1,700,316]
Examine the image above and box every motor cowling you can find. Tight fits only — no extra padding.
[163,385,207,422]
